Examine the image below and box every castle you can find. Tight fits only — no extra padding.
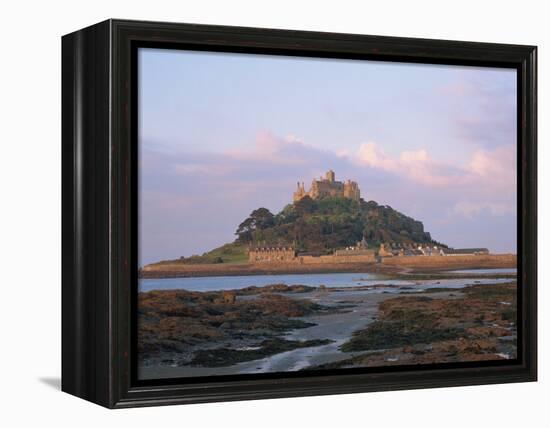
[246,172,492,265]
[293,170,360,202]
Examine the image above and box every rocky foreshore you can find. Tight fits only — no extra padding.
[138,284,342,370]
[138,279,517,378]
[306,282,517,370]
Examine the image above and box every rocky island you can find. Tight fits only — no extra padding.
[141,171,515,279]
[138,170,517,378]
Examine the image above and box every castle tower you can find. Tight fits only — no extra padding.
[293,181,307,202]
[293,170,360,202]
[343,179,360,201]
[310,179,320,199]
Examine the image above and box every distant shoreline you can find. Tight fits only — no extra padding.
[139,253,517,279]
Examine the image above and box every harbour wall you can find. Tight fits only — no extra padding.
[380,253,517,269]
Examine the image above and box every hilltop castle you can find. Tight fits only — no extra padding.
[293,170,360,202]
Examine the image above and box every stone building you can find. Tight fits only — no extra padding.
[248,246,296,262]
[248,241,377,264]
[440,247,489,256]
[293,170,360,202]
[379,242,490,258]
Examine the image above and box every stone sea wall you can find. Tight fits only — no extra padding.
[380,253,516,268]
[140,260,377,278]
[140,253,516,278]
[298,253,376,264]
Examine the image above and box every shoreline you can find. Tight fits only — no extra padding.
[139,254,517,279]
[139,290,396,379]
[138,279,517,379]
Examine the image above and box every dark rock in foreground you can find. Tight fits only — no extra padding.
[305,282,517,370]
[138,284,334,367]
[190,338,333,367]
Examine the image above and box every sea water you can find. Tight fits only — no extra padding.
[138,268,516,293]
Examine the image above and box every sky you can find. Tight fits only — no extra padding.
[138,47,517,266]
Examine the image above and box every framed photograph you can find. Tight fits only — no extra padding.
[62,19,537,408]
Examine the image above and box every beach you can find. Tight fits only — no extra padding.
[138,268,517,379]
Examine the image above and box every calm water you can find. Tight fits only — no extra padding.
[139,268,516,293]
[140,272,383,292]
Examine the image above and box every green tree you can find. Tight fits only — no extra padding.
[235,207,275,242]
[234,195,443,251]
[294,196,317,216]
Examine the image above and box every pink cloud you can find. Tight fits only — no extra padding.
[350,140,515,190]
[226,131,312,165]
[467,145,516,187]
[352,141,457,187]
[356,141,399,172]
[346,140,517,220]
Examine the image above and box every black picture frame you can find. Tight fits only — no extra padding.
[62,19,537,408]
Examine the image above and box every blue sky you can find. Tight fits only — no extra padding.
[138,47,517,266]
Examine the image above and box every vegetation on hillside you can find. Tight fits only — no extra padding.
[235,196,444,254]
[148,196,445,266]
[151,242,248,265]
